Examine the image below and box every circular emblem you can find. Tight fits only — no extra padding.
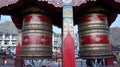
[95,38,101,42]
[63,0,72,4]
[24,38,28,43]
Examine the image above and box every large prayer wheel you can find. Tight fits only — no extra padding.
[20,14,52,58]
[78,13,113,59]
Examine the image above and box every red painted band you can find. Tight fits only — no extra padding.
[24,15,50,23]
[80,35,109,45]
[38,16,49,23]
[80,14,106,23]
[22,35,52,45]
[24,16,32,22]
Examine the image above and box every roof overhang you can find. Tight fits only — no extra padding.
[0,0,120,29]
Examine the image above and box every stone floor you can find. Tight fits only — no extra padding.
[0,59,119,67]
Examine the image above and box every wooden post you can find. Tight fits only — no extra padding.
[48,0,86,67]
[14,43,23,67]
[62,1,76,67]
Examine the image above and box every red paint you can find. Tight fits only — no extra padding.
[105,58,114,66]
[81,15,91,22]
[98,15,105,21]
[15,43,21,58]
[38,16,50,23]
[63,31,76,67]
[14,43,23,67]
[81,14,106,23]
[24,15,50,23]
[90,15,105,21]
[22,35,52,45]
[24,16,32,22]
[81,35,109,44]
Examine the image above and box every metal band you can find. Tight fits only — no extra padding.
[78,24,108,31]
[78,18,109,37]
[20,45,52,56]
[80,46,110,51]
[80,55,114,59]
[79,44,112,56]
[78,29,109,33]
[79,50,112,56]
[21,47,52,51]
[78,26,108,31]
[78,22,108,28]
[78,28,109,33]
[22,30,52,36]
[23,21,52,25]
[22,24,52,31]
[78,30,109,36]
[22,44,52,47]
[78,20,108,25]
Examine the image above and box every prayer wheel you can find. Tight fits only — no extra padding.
[20,14,52,58]
[78,13,113,59]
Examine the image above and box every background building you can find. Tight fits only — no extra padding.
[52,32,62,58]
[0,33,17,48]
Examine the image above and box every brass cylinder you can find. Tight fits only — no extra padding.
[78,13,113,59]
[20,14,52,58]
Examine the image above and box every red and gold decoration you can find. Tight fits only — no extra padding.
[62,6,76,67]
[78,13,113,59]
[21,13,52,58]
